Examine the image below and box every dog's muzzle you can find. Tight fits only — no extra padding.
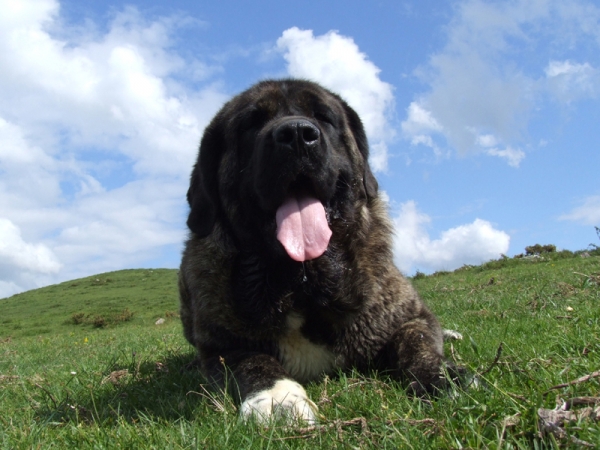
[273,119,321,155]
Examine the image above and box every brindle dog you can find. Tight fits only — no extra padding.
[179,79,460,423]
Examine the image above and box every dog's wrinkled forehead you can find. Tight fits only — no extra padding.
[229,81,343,128]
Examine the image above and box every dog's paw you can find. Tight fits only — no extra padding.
[407,362,470,397]
[240,379,318,425]
[442,329,463,341]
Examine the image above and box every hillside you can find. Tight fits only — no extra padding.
[1,268,179,339]
[1,252,599,448]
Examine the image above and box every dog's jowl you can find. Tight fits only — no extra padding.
[179,79,459,424]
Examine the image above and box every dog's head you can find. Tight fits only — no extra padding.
[187,79,378,260]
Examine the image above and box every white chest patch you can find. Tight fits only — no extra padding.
[277,312,338,383]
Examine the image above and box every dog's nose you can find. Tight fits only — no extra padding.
[273,119,320,150]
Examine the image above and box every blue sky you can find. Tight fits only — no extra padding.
[1,0,599,298]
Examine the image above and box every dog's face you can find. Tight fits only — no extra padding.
[187,80,378,261]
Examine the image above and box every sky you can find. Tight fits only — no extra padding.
[1,0,599,298]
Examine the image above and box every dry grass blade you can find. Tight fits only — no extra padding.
[543,371,600,395]
[101,369,130,385]
[479,342,503,376]
[33,383,58,409]
[261,417,371,441]
[0,375,20,383]
[295,417,369,436]
[187,384,232,413]
[387,418,437,426]
[320,377,391,404]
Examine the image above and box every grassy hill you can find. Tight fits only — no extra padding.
[1,251,599,448]
[1,268,179,338]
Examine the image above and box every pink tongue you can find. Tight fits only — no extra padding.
[276,195,332,262]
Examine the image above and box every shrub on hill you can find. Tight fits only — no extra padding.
[524,244,556,255]
[68,308,134,328]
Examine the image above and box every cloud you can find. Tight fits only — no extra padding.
[0,118,61,209]
[486,146,526,168]
[400,0,600,167]
[401,102,443,136]
[276,27,395,172]
[545,60,598,103]
[401,102,445,156]
[393,201,510,274]
[0,219,61,274]
[0,2,226,177]
[559,195,600,225]
[0,0,230,297]
[0,218,61,298]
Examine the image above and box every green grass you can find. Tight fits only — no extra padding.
[1,253,599,449]
[1,269,179,338]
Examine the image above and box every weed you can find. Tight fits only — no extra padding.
[92,316,107,328]
[69,309,135,329]
[525,244,556,255]
[412,270,426,280]
[589,226,600,251]
[115,308,134,323]
[71,312,87,325]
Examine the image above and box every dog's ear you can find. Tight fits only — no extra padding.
[186,123,223,237]
[341,102,379,199]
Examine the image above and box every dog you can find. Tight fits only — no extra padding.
[179,79,459,424]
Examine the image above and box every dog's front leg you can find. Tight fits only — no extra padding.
[380,311,454,395]
[202,351,318,424]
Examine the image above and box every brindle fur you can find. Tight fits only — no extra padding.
[180,79,455,417]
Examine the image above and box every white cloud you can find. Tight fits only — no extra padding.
[486,146,525,168]
[545,60,598,102]
[276,27,395,172]
[401,102,443,136]
[0,218,61,298]
[559,196,600,225]
[546,60,591,78]
[417,34,532,157]
[476,134,498,148]
[393,201,510,274]
[0,0,230,297]
[0,219,61,274]
[0,118,63,219]
[0,2,225,177]
[409,135,442,155]
[401,102,445,156]
[400,0,600,167]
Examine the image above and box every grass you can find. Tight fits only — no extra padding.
[0,252,599,448]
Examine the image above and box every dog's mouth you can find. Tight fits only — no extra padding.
[274,179,332,262]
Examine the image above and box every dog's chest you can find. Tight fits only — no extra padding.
[277,312,338,383]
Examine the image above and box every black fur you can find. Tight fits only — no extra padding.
[179,79,458,422]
